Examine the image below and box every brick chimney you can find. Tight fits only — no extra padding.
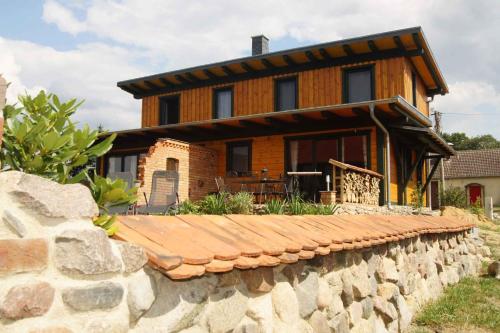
[251,35,269,56]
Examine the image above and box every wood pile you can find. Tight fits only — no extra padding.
[343,171,380,205]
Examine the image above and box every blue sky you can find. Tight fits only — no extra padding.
[1,1,499,138]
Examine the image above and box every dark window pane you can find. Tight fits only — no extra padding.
[277,78,296,111]
[288,139,314,171]
[346,69,372,103]
[232,146,249,173]
[316,139,339,163]
[215,89,232,119]
[343,135,367,168]
[159,96,180,125]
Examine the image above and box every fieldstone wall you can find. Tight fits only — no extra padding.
[337,203,436,216]
[0,171,490,333]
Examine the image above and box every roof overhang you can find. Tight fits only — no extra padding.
[117,27,448,99]
[389,125,456,157]
[105,96,454,157]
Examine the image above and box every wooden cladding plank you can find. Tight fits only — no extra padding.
[140,57,428,126]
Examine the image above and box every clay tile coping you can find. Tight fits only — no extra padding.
[114,214,474,280]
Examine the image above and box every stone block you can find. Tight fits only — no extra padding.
[272,281,299,322]
[241,267,275,293]
[117,241,148,273]
[373,296,398,323]
[317,278,332,309]
[128,273,156,322]
[488,261,500,279]
[62,282,124,311]
[0,238,48,275]
[55,228,121,275]
[203,287,248,333]
[0,282,54,320]
[376,258,399,283]
[29,328,73,333]
[295,271,319,318]
[2,209,27,237]
[0,171,98,219]
[328,311,349,333]
[309,310,330,333]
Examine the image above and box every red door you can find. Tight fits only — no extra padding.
[469,185,482,206]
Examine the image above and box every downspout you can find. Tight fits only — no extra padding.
[369,103,392,209]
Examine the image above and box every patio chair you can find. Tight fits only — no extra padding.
[104,171,135,215]
[137,170,179,215]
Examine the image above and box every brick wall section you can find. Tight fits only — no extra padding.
[137,139,218,204]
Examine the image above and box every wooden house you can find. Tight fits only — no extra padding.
[100,27,454,206]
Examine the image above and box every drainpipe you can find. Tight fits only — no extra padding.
[369,103,392,209]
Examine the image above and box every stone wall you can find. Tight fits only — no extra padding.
[337,203,436,216]
[0,171,490,333]
[137,139,218,204]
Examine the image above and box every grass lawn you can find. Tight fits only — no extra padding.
[408,220,500,333]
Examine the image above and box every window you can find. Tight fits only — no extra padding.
[166,158,179,171]
[106,153,145,179]
[213,87,233,119]
[275,77,297,111]
[343,66,374,103]
[411,71,417,107]
[159,95,180,125]
[226,141,252,176]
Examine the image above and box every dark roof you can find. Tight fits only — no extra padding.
[117,27,448,99]
[434,148,500,179]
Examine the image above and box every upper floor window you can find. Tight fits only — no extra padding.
[275,77,297,111]
[159,95,180,125]
[213,87,233,119]
[411,71,417,107]
[343,66,374,103]
[226,140,252,176]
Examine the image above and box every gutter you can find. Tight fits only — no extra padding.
[369,103,392,209]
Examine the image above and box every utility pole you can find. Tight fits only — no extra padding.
[431,109,446,196]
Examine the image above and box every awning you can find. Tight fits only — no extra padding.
[106,96,436,150]
[389,125,455,157]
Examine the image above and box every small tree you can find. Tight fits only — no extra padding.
[410,183,425,214]
[1,91,134,235]
[0,91,115,183]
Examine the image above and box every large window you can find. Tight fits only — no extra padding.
[342,135,368,168]
[275,77,297,111]
[226,141,252,176]
[213,87,233,119]
[159,95,180,125]
[343,66,374,103]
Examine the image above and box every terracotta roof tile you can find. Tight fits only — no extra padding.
[115,214,474,280]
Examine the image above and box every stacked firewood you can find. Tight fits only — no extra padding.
[342,171,380,205]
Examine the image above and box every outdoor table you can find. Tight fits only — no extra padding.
[286,171,323,201]
[238,178,287,204]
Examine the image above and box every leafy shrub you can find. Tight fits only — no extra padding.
[199,192,230,215]
[228,192,254,214]
[286,194,308,215]
[1,91,115,183]
[469,198,484,216]
[440,186,467,208]
[309,203,339,215]
[172,200,200,215]
[411,184,425,214]
[263,199,286,214]
[87,174,137,235]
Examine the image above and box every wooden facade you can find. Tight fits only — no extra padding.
[141,57,429,127]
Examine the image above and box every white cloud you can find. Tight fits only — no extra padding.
[0,37,144,130]
[433,81,500,137]
[42,0,87,35]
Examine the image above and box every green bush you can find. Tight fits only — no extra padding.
[228,192,254,214]
[308,203,339,215]
[469,198,484,216]
[286,194,308,215]
[411,183,425,214]
[263,199,286,214]
[440,186,467,208]
[1,91,115,183]
[87,174,137,235]
[199,192,230,215]
[172,200,200,215]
